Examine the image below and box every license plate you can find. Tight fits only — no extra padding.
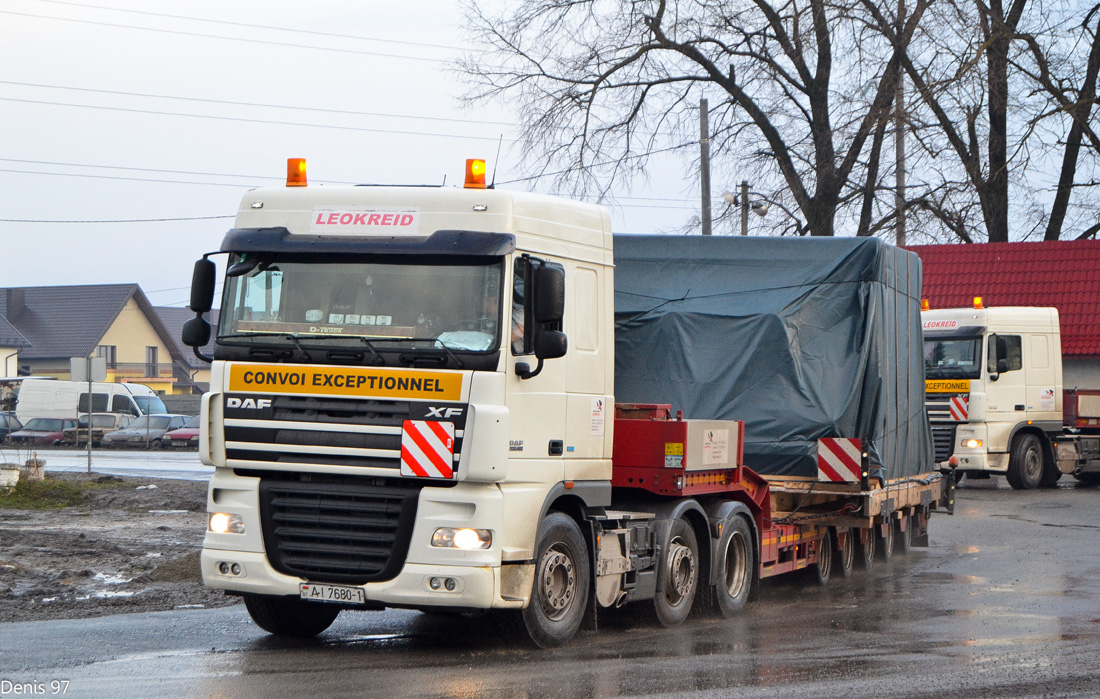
[299,583,366,605]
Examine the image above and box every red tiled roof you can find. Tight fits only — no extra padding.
[908,241,1100,356]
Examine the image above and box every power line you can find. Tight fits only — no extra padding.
[0,10,449,64]
[0,80,517,129]
[0,96,510,142]
[0,157,331,184]
[0,166,261,188]
[36,0,468,52]
[0,215,233,223]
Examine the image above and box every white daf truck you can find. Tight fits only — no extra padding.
[922,302,1100,488]
[182,159,947,648]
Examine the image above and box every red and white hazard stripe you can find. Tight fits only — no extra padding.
[817,438,862,483]
[949,395,969,422]
[401,420,455,479]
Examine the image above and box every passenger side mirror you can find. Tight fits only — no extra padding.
[534,330,567,360]
[533,265,565,323]
[182,317,211,349]
[190,258,217,313]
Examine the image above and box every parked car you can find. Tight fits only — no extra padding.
[9,417,78,446]
[161,415,201,449]
[101,414,190,449]
[62,413,134,447]
[0,412,22,442]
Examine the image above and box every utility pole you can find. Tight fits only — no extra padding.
[700,98,712,236]
[740,180,750,236]
[895,0,907,247]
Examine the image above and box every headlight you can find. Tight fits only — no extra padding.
[961,438,983,449]
[209,512,245,534]
[432,527,492,550]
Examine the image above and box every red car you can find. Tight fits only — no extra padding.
[9,417,78,446]
[161,415,201,448]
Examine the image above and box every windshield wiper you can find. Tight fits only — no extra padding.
[217,332,314,362]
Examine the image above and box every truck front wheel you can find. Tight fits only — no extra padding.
[654,518,699,627]
[243,594,341,638]
[521,512,590,649]
[1007,434,1043,489]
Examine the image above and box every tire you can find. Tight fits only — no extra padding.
[243,594,341,638]
[654,518,699,627]
[895,514,913,555]
[1039,463,1062,488]
[857,527,875,570]
[834,529,854,578]
[877,519,895,561]
[1074,472,1100,486]
[1006,434,1043,490]
[699,515,753,618]
[150,439,163,450]
[519,512,590,649]
[805,527,833,586]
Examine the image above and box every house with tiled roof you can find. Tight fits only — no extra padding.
[154,306,218,392]
[0,285,202,394]
[909,240,1100,387]
[0,315,31,378]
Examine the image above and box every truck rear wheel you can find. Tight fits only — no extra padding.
[805,527,833,586]
[699,515,753,618]
[895,514,913,554]
[243,594,341,638]
[520,512,590,649]
[1006,434,1043,489]
[877,519,895,561]
[857,527,875,570]
[835,529,854,578]
[654,518,698,627]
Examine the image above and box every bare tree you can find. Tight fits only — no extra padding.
[460,0,928,237]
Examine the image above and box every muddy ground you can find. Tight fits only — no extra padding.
[0,472,238,623]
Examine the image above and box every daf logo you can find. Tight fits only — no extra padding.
[426,406,464,419]
[227,397,272,410]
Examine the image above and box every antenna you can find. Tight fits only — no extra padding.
[488,134,503,189]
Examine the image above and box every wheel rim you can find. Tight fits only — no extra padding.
[665,535,697,605]
[1023,446,1042,482]
[723,531,748,598]
[537,544,577,620]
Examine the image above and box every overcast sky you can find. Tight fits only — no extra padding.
[1,0,700,308]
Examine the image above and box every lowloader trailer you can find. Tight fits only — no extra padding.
[183,159,949,648]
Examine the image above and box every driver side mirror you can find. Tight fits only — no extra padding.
[184,257,217,363]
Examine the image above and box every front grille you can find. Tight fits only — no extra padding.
[259,477,419,584]
[926,392,967,422]
[931,424,957,463]
[224,395,465,472]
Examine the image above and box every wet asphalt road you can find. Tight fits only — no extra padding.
[1,477,1098,698]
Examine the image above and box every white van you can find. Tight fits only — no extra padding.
[15,380,167,422]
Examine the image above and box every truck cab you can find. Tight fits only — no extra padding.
[922,303,1063,488]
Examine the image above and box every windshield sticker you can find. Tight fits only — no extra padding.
[309,207,421,236]
[228,364,462,401]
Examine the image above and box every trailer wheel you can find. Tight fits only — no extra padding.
[243,594,341,638]
[857,527,875,570]
[654,518,698,627]
[877,519,895,561]
[699,515,753,618]
[835,529,854,578]
[805,527,833,586]
[895,514,913,555]
[520,512,590,649]
[1006,434,1043,489]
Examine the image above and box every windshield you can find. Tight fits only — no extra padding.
[924,336,983,379]
[217,254,504,360]
[134,395,167,416]
[24,418,66,431]
[127,416,173,430]
[181,416,201,429]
